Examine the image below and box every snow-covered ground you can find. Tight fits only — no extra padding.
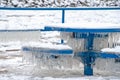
[0,0,120,8]
[0,10,120,79]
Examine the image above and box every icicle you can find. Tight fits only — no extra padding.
[107,32,120,48]
[23,49,83,71]
[95,58,120,74]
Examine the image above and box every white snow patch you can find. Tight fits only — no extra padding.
[0,41,22,52]
[101,46,120,53]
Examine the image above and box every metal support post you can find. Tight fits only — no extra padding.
[62,10,65,23]
[77,33,95,76]
[61,10,65,44]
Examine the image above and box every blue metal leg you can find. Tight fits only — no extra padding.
[84,63,93,75]
[84,53,95,76]
[61,39,64,44]
[80,52,95,76]
[84,33,94,75]
[62,10,65,23]
[75,33,95,76]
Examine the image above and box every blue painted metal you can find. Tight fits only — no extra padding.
[61,9,65,44]
[0,7,120,10]
[22,46,73,55]
[61,39,64,44]
[86,33,94,50]
[62,10,65,23]
[73,32,120,75]
[99,52,120,58]
[43,26,120,75]
[73,32,108,38]
[75,52,120,59]
[83,33,94,75]
[77,52,96,75]
[44,26,120,32]
[73,32,95,75]
[76,51,120,75]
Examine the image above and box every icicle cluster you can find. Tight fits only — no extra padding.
[95,58,120,74]
[108,32,120,48]
[60,32,120,52]
[22,50,84,71]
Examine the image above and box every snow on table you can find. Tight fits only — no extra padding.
[22,42,73,55]
[45,22,120,29]
[23,43,72,50]
[44,22,120,33]
[101,46,120,54]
